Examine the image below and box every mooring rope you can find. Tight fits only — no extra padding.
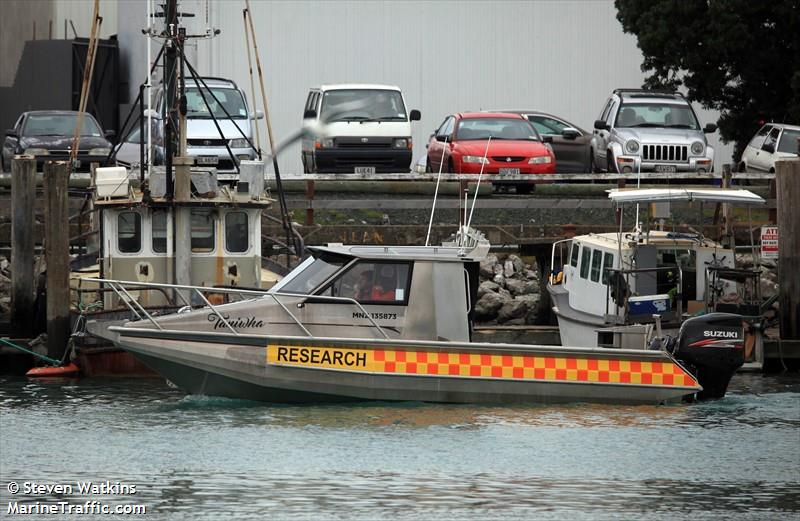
[0,338,62,366]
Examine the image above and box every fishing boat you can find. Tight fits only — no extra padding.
[547,187,765,370]
[83,223,749,404]
[67,0,300,376]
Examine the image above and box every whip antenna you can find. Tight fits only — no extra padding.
[425,136,448,246]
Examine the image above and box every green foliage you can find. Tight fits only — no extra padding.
[615,0,800,161]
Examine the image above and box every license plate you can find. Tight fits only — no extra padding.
[197,156,219,165]
[355,166,376,174]
[499,168,520,175]
[654,164,677,173]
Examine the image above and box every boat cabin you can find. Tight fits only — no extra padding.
[558,231,735,325]
[136,241,487,342]
[72,166,272,311]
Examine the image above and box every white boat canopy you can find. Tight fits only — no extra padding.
[607,188,765,205]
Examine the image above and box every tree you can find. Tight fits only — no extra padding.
[615,0,800,163]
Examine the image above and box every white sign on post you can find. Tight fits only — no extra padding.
[760,226,779,259]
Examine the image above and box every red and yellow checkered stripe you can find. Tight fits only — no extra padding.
[266,344,699,389]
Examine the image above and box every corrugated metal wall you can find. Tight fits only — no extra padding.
[116,0,733,172]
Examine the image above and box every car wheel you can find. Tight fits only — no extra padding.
[738,161,746,173]
[425,155,433,173]
[588,150,597,173]
[516,183,533,194]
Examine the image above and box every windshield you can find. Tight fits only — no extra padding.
[23,114,103,137]
[277,254,347,295]
[615,103,700,130]
[778,129,800,154]
[456,118,539,141]
[320,89,407,122]
[185,86,247,119]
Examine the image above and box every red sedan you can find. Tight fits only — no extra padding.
[426,112,555,192]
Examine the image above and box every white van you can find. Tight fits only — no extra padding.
[301,84,421,173]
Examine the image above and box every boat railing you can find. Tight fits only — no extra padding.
[81,277,390,339]
[704,266,762,317]
[604,266,683,325]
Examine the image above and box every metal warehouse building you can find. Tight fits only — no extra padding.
[3,0,732,173]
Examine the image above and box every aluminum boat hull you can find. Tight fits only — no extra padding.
[108,326,701,405]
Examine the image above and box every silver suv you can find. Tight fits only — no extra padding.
[591,89,717,174]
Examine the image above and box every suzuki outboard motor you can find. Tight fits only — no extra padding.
[671,313,744,400]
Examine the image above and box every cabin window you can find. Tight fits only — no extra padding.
[328,262,411,304]
[225,212,249,253]
[579,247,591,279]
[570,242,580,267]
[279,253,347,295]
[117,212,141,253]
[152,209,167,253]
[602,252,614,284]
[191,209,215,252]
[590,249,603,282]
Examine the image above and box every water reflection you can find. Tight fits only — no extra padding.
[1,373,798,520]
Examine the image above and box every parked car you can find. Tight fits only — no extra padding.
[739,123,800,172]
[1,110,113,173]
[426,112,555,193]
[591,89,717,174]
[301,84,421,173]
[112,126,143,166]
[150,77,262,181]
[493,110,592,172]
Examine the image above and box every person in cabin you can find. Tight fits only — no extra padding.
[355,270,375,301]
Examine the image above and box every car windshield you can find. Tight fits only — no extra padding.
[23,114,103,137]
[778,129,800,154]
[320,89,407,122]
[615,103,700,130]
[276,254,347,295]
[185,86,247,119]
[457,118,539,141]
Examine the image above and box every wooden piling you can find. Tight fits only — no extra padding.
[44,161,70,360]
[776,159,799,340]
[10,156,36,337]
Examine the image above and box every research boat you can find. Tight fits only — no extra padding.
[86,227,746,404]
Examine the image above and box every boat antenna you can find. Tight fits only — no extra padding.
[425,136,448,246]
[464,136,491,238]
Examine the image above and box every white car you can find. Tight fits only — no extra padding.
[739,123,800,172]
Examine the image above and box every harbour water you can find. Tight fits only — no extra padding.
[1,373,798,520]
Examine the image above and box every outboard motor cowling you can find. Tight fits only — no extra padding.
[672,313,744,400]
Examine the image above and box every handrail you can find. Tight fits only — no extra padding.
[82,277,391,340]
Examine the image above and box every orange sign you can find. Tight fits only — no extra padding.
[267,344,700,389]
